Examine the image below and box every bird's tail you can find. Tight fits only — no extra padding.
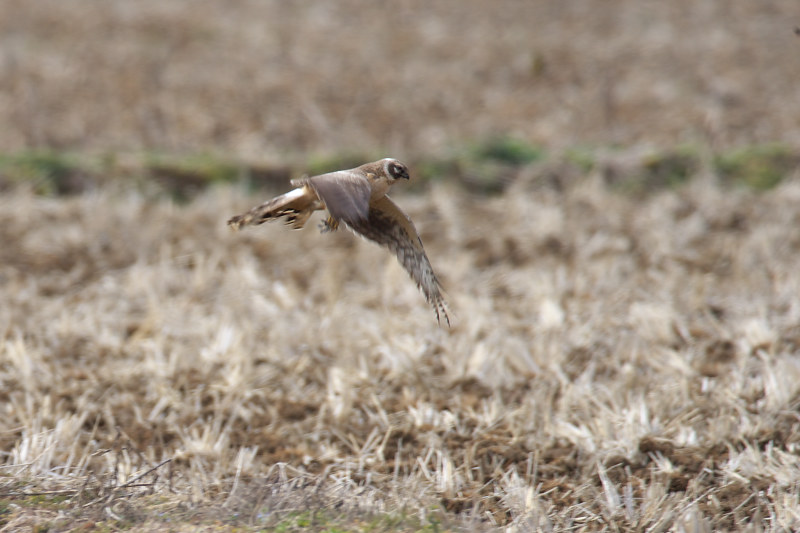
[227,187,315,230]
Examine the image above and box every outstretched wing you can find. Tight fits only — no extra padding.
[348,195,450,326]
[301,170,371,226]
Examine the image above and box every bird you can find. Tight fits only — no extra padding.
[227,158,450,326]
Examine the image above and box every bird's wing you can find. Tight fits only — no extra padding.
[348,195,450,326]
[303,170,371,225]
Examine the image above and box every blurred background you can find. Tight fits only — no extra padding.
[2,0,798,164]
[3,3,800,529]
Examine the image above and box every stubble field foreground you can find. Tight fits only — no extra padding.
[3,0,800,530]
[2,166,800,531]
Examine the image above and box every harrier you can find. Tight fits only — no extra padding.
[228,158,449,326]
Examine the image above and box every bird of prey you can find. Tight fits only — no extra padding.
[227,158,449,326]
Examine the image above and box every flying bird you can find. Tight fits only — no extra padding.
[228,158,449,325]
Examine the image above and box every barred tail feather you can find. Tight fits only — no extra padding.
[228,188,312,230]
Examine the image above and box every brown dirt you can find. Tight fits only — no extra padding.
[1,1,798,159]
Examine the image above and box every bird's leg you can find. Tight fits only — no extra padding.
[318,216,340,233]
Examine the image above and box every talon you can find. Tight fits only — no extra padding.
[319,216,339,233]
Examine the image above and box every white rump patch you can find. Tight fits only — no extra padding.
[283,187,306,201]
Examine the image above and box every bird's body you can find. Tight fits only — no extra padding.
[228,158,449,325]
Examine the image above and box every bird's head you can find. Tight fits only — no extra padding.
[382,158,410,182]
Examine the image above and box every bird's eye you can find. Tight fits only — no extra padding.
[388,162,408,180]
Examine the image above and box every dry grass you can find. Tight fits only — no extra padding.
[2,167,800,530]
[2,1,800,531]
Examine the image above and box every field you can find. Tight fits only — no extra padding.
[2,1,800,531]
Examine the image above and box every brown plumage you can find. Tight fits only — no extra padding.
[228,158,449,325]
